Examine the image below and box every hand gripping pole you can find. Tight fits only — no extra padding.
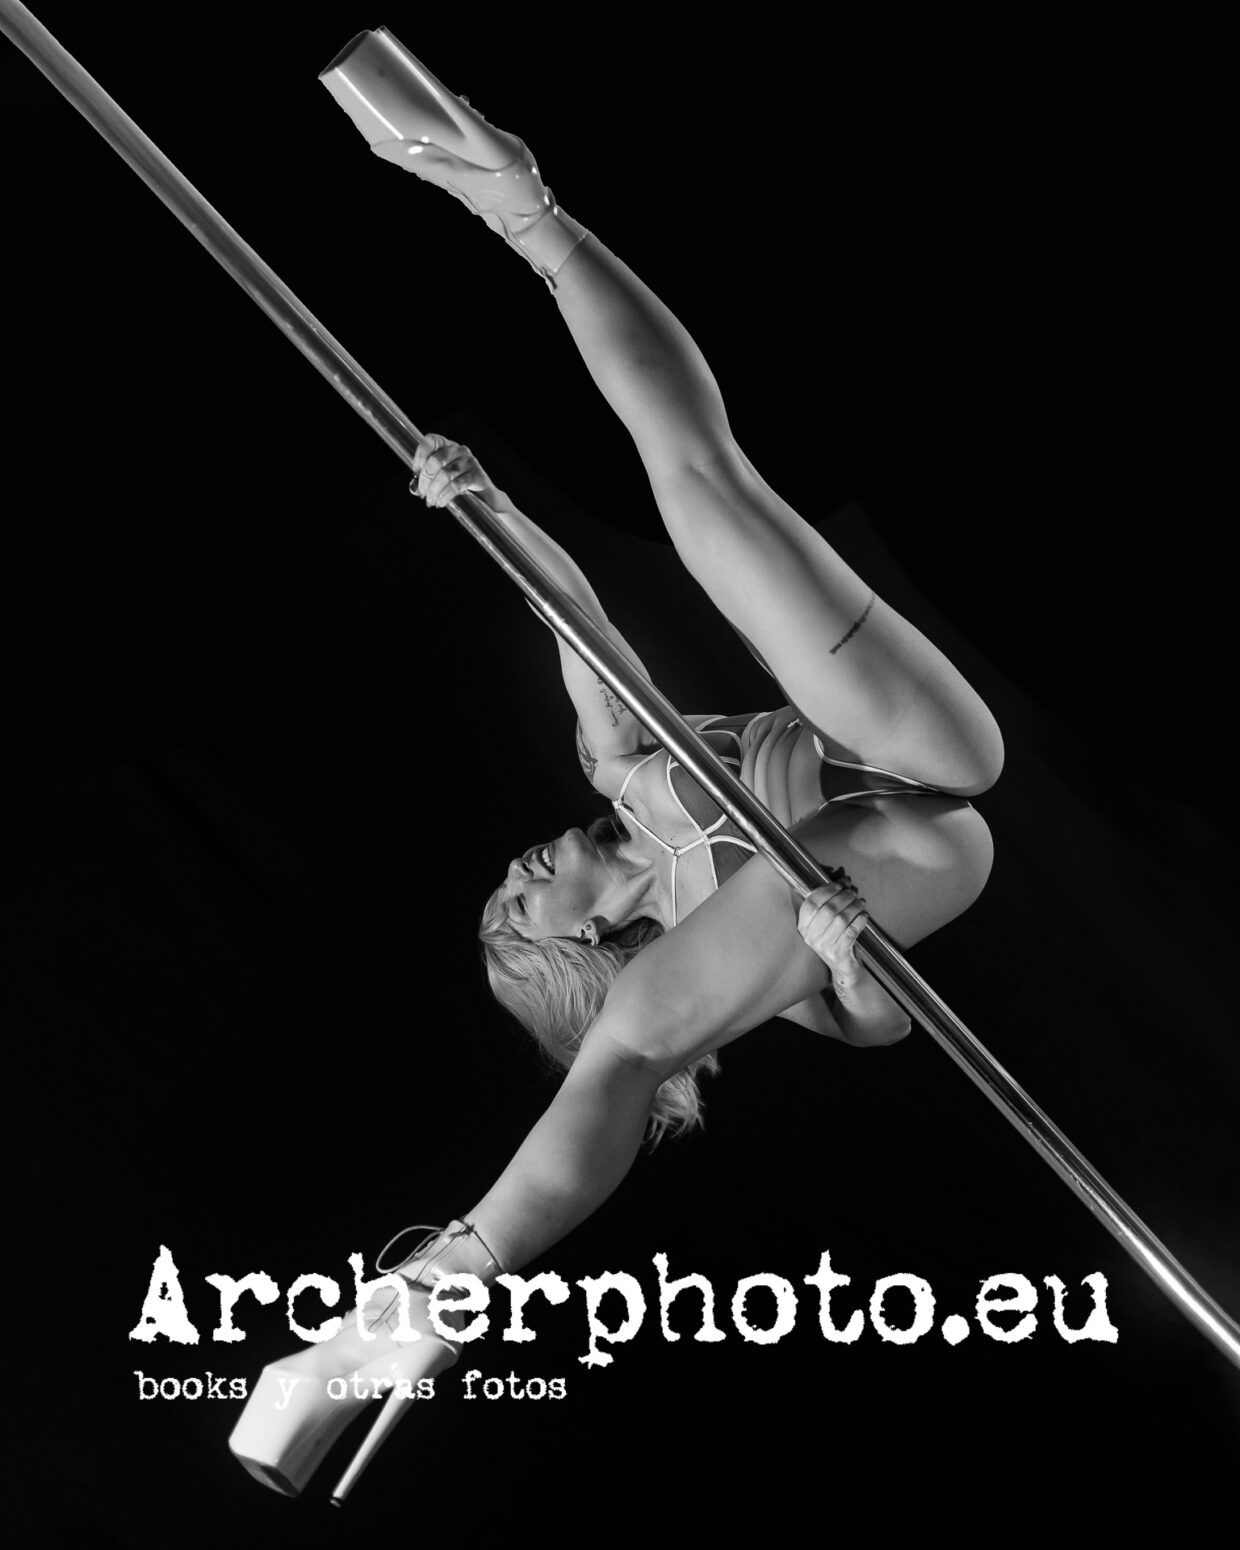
[4,0,1236,1369]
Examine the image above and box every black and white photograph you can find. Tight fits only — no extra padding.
[10,4,1236,1544]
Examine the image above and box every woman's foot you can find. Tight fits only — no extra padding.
[229,1287,456,1498]
[229,1220,502,1499]
[319,29,588,284]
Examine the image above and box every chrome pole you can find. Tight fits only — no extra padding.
[5,0,1236,1369]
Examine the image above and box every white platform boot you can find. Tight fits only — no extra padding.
[319,28,589,288]
[228,1220,503,1502]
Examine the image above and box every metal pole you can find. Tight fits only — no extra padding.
[5,0,1237,1369]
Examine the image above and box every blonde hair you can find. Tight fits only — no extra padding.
[478,881,718,1145]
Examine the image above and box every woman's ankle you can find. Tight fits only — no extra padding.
[515,206,590,288]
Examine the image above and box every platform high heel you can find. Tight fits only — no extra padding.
[318,28,588,286]
[228,1220,503,1501]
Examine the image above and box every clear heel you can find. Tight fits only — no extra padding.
[330,1379,414,1505]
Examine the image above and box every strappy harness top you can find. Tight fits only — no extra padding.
[612,709,951,927]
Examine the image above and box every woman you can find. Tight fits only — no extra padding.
[454,428,928,1139]
[231,29,1003,1499]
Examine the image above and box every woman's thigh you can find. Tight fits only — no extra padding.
[605,796,994,1073]
[649,451,1003,795]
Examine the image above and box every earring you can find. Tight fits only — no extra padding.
[579,919,600,946]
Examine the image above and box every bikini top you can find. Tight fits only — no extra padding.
[612,710,948,927]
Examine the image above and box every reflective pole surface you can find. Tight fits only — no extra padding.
[4,0,1237,1369]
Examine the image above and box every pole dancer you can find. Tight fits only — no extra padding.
[4,0,1233,1500]
[226,32,978,1498]
[229,29,1003,1493]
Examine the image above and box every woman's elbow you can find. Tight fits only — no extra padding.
[849,1013,913,1048]
[837,998,917,1047]
[579,1013,686,1090]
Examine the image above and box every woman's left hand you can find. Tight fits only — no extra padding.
[410,433,505,511]
[797,874,870,988]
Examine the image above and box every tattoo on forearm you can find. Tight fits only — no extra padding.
[829,592,876,655]
[831,973,864,1002]
[595,676,628,728]
[576,720,598,781]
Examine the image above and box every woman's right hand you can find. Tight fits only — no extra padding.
[797,872,870,990]
[410,433,504,511]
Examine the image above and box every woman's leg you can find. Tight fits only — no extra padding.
[550,235,1003,795]
[322,37,1000,795]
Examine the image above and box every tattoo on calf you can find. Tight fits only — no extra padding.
[576,720,598,781]
[829,592,876,655]
[595,676,628,728]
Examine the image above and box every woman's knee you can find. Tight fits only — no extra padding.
[646,442,778,549]
[642,421,745,493]
[954,705,1005,796]
[950,805,996,912]
[873,673,1005,798]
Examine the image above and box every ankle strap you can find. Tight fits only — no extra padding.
[374,1219,506,1282]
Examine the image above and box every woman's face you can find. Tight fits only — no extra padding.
[500,826,618,941]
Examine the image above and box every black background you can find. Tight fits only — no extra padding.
[9,4,1236,1545]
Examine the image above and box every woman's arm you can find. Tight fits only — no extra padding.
[413,435,652,791]
[461,852,816,1272]
[463,801,991,1271]
[460,848,845,1271]
[464,1018,667,1273]
[826,972,910,1046]
[463,870,907,1271]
